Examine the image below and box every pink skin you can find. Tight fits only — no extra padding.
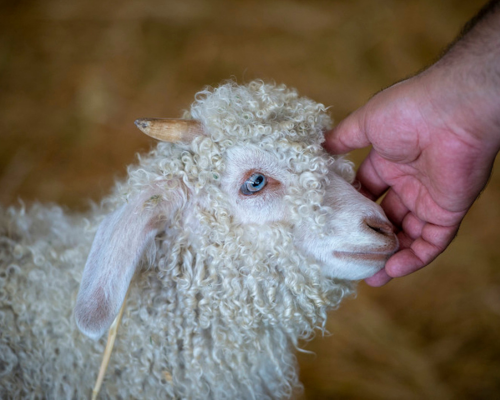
[324,5,500,286]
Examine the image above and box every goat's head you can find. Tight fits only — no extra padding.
[75,81,398,340]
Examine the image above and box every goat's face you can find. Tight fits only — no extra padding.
[76,81,399,340]
[220,145,398,280]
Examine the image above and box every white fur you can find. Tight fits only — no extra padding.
[222,145,396,280]
[0,81,397,399]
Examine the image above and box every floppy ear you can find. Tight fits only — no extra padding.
[74,184,185,340]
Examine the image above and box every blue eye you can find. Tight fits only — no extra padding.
[241,173,267,195]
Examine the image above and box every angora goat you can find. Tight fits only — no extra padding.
[0,81,398,399]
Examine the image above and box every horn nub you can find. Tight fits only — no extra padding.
[134,118,203,143]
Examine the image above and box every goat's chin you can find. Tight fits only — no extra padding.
[320,257,387,280]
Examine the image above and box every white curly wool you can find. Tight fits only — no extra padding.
[0,81,397,399]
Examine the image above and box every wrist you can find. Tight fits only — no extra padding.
[457,73,500,151]
[424,62,500,152]
[427,1,500,151]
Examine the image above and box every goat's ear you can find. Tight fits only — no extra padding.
[74,184,185,340]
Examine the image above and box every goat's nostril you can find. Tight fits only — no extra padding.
[364,217,394,236]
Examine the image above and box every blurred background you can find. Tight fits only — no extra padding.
[1,0,499,398]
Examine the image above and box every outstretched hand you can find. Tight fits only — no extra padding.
[325,0,500,286]
[325,70,499,286]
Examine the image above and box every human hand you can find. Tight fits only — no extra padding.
[324,69,500,286]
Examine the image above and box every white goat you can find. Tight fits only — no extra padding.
[0,81,397,399]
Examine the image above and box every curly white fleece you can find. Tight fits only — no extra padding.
[0,81,356,399]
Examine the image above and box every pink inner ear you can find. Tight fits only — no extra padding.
[74,184,186,340]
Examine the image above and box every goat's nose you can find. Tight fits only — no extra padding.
[364,216,394,237]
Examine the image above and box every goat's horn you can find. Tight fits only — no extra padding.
[134,118,203,143]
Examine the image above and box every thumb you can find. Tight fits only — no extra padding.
[324,108,371,154]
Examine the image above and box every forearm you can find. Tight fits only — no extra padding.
[427,0,500,149]
[452,0,500,48]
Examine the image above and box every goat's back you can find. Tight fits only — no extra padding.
[0,205,104,399]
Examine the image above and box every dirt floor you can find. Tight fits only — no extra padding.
[1,0,499,398]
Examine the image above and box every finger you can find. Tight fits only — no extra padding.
[385,248,426,277]
[364,269,393,287]
[380,189,409,229]
[401,212,425,241]
[355,150,390,200]
[323,109,370,154]
[396,230,414,250]
[424,222,459,246]
[385,223,459,277]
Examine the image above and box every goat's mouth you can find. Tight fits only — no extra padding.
[332,251,392,263]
